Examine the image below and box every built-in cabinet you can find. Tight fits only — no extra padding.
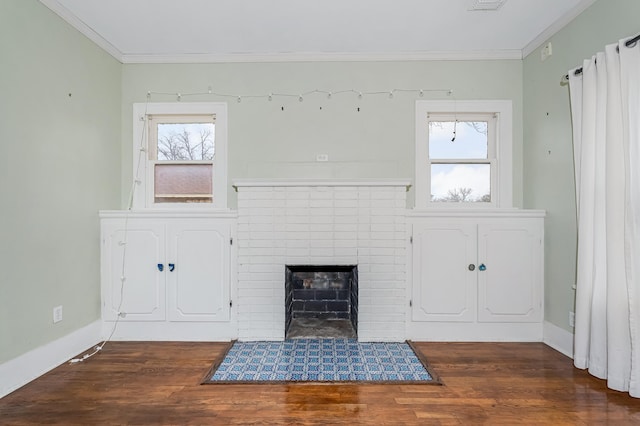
[99,205,544,342]
[100,211,237,340]
[408,210,545,341]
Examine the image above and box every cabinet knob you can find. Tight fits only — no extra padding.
[479,263,487,271]
[168,263,175,272]
[157,263,164,272]
[468,264,475,271]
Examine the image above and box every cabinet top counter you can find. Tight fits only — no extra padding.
[99,210,238,219]
[408,208,546,219]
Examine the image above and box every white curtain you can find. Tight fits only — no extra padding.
[568,36,640,397]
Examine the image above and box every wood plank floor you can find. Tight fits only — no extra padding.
[1,341,639,425]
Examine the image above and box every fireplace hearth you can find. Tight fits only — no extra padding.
[285,265,358,339]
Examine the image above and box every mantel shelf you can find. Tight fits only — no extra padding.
[232,178,412,190]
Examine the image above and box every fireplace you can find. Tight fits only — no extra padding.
[234,180,409,342]
[285,265,358,339]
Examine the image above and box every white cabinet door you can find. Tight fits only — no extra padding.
[101,220,166,321]
[412,222,477,322]
[477,220,543,323]
[166,220,231,322]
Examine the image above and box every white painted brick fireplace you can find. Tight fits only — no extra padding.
[234,179,410,342]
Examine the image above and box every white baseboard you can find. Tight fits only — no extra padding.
[102,320,236,341]
[406,322,544,342]
[0,320,102,399]
[543,321,574,358]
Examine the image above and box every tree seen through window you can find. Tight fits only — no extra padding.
[428,120,491,203]
[157,123,215,161]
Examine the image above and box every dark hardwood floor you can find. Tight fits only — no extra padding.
[1,341,638,425]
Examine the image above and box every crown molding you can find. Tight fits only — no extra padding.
[44,0,574,64]
[521,0,598,59]
[120,49,522,64]
[39,0,124,62]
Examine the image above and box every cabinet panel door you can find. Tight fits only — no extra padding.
[101,221,166,321]
[412,222,477,322]
[477,220,543,322]
[167,221,231,322]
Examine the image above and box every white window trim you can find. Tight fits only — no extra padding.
[415,100,512,209]
[132,102,228,210]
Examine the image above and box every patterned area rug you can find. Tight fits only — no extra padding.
[203,339,440,384]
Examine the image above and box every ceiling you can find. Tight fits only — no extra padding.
[40,0,597,63]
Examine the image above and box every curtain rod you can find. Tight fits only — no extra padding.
[563,33,640,81]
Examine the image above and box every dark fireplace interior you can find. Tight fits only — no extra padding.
[285,265,358,339]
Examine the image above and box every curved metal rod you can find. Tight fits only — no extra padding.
[563,33,639,81]
[625,34,640,48]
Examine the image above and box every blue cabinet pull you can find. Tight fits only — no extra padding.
[168,263,175,272]
[479,263,487,271]
[157,263,164,272]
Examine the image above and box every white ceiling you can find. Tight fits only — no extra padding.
[40,0,597,63]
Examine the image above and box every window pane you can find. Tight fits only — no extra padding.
[431,164,491,203]
[429,121,488,159]
[157,122,215,161]
[154,164,213,203]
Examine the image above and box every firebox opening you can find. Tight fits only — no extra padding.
[285,265,358,339]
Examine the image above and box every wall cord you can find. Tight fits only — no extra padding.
[69,99,150,363]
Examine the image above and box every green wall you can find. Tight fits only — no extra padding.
[121,60,524,209]
[0,0,121,363]
[523,0,640,332]
[6,0,635,365]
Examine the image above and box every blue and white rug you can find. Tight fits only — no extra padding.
[204,339,438,383]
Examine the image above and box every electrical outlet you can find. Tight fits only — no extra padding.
[541,42,553,61]
[53,305,63,323]
[569,311,575,328]
[316,154,329,162]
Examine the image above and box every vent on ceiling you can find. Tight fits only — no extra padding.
[469,0,507,11]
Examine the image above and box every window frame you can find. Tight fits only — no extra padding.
[415,100,512,209]
[132,102,228,210]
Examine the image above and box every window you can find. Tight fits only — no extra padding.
[132,103,228,209]
[428,113,494,203]
[415,100,512,208]
[150,115,215,204]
